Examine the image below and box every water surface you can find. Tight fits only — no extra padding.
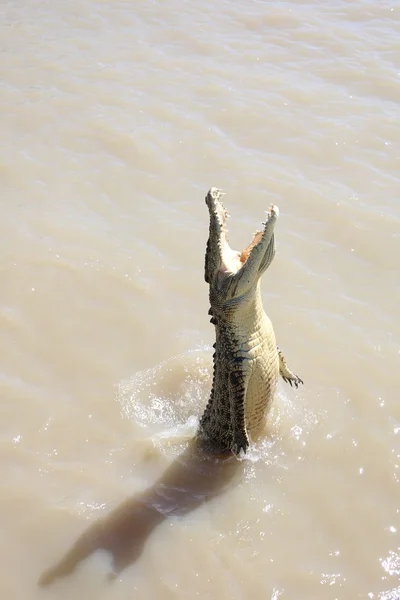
[1,1,399,598]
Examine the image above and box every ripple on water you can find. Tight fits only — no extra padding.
[116,347,317,466]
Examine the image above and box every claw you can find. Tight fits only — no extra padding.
[282,374,303,388]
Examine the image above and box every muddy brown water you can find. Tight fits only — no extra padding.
[1,1,399,599]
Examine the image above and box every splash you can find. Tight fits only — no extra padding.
[115,346,316,460]
[116,347,211,437]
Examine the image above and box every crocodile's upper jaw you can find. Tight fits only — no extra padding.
[204,187,279,303]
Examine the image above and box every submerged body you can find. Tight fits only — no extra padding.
[198,188,302,454]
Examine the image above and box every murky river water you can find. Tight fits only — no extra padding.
[1,1,399,598]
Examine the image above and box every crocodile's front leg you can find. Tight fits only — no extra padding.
[278,347,303,388]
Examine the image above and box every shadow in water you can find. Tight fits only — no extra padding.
[39,439,242,586]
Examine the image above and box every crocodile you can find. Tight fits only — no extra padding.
[198,188,303,455]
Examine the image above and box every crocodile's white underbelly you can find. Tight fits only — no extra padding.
[244,316,279,439]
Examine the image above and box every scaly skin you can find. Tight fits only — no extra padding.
[198,188,303,455]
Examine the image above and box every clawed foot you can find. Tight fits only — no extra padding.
[278,347,303,389]
[232,432,250,456]
[282,374,304,389]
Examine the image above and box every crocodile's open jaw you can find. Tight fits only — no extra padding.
[204,188,278,293]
